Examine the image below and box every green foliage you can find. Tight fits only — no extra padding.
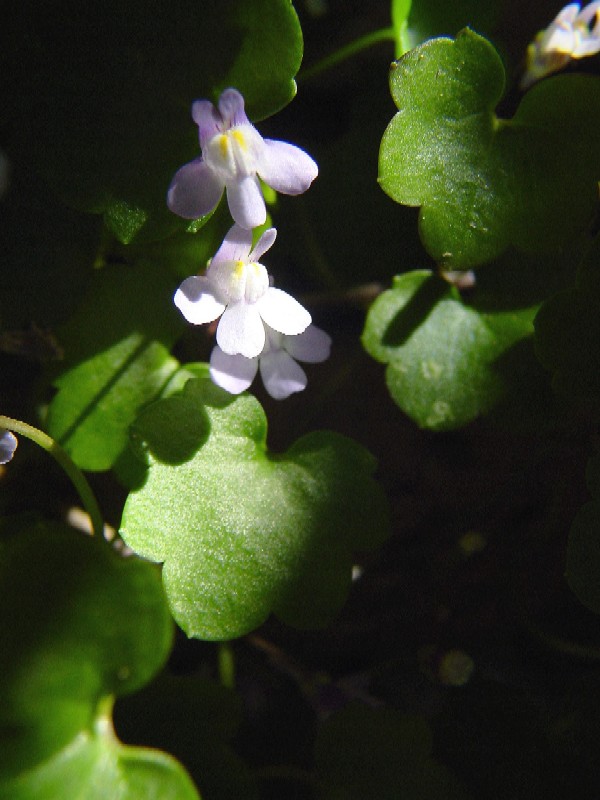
[3,0,303,243]
[379,29,600,268]
[0,167,101,329]
[121,376,390,639]
[46,264,184,471]
[0,523,198,800]
[535,236,600,404]
[315,703,466,799]
[115,675,258,800]
[407,0,503,42]
[362,270,536,430]
[567,496,600,615]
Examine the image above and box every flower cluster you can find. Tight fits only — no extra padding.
[169,88,329,399]
[522,1,600,88]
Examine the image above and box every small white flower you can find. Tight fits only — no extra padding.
[174,224,311,358]
[522,1,600,88]
[167,88,318,229]
[209,323,332,400]
[0,430,18,464]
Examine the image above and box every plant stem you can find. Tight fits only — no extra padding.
[0,415,104,538]
[298,27,396,83]
[218,641,236,690]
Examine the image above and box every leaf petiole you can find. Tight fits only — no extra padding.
[0,414,105,538]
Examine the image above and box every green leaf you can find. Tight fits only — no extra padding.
[315,703,466,800]
[379,29,600,268]
[5,0,303,243]
[566,500,600,615]
[115,675,258,800]
[0,523,199,800]
[407,0,503,43]
[120,376,390,640]
[362,270,536,430]
[46,263,184,471]
[0,161,101,329]
[534,237,600,404]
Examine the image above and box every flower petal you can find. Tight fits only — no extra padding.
[174,276,225,324]
[572,36,600,55]
[284,324,332,363]
[578,0,600,24]
[210,346,258,394]
[218,88,250,128]
[211,224,253,267]
[217,302,266,357]
[0,430,18,464]
[167,158,224,219]
[258,139,318,195]
[191,100,221,148]
[226,175,266,229]
[259,350,307,399]
[258,288,311,336]
[249,228,277,262]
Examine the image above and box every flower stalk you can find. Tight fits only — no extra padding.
[0,415,104,538]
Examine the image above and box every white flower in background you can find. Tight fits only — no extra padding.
[210,323,332,400]
[174,224,311,358]
[167,87,318,229]
[0,430,18,464]
[522,1,600,88]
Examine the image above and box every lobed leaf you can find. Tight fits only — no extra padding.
[3,0,303,243]
[46,264,184,471]
[534,236,600,404]
[379,29,600,268]
[0,523,199,799]
[120,376,390,640]
[362,270,536,430]
[315,702,466,799]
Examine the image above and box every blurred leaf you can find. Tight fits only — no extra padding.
[407,0,503,42]
[0,161,100,329]
[115,674,258,800]
[3,0,303,243]
[567,499,600,615]
[362,270,536,430]
[46,263,184,471]
[315,702,466,800]
[379,30,600,268]
[120,376,390,639]
[534,237,600,404]
[0,523,199,800]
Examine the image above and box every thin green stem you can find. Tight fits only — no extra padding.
[0,415,104,538]
[298,27,396,83]
[218,642,236,690]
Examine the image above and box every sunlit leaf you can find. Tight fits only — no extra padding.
[46,264,184,471]
[362,270,536,429]
[379,29,600,268]
[120,376,390,639]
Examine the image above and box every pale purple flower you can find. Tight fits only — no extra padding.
[0,430,18,464]
[167,88,318,229]
[174,224,311,358]
[209,323,332,400]
[522,2,600,88]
